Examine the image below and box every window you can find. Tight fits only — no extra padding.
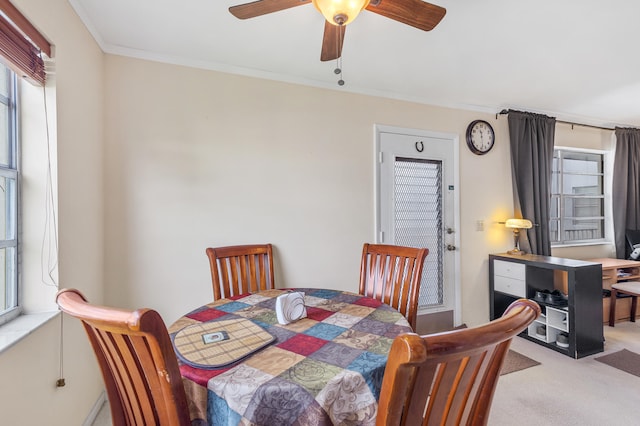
[550,148,605,245]
[0,63,18,324]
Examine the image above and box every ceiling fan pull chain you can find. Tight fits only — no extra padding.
[335,25,344,86]
[335,57,344,86]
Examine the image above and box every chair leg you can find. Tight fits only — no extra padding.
[609,288,617,327]
[631,296,638,323]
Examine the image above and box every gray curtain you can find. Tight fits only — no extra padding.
[507,110,556,256]
[612,127,640,258]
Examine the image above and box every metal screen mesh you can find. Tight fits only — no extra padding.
[394,157,443,308]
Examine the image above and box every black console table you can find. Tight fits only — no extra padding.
[489,253,603,359]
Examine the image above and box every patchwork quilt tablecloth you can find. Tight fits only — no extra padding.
[168,288,412,426]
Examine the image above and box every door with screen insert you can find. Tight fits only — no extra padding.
[376,127,459,324]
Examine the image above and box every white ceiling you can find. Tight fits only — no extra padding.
[68,0,640,128]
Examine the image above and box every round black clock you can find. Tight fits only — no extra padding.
[466,120,495,155]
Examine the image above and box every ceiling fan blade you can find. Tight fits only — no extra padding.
[320,22,346,62]
[229,0,311,19]
[366,0,446,31]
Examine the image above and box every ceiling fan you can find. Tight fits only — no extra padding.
[229,0,446,62]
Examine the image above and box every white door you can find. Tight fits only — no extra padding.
[375,126,460,323]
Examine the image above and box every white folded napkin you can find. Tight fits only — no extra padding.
[275,291,307,325]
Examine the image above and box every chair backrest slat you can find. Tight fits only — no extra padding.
[56,289,191,426]
[376,299,540,426]
[359,243,429,330]
[206,244,275,300]
[96,329,150,424]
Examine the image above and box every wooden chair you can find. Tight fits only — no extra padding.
[376,298,540,426]
[359,243,429,330]
[609,281,640,326]
[55,289,191,426]
[206,244,275,300]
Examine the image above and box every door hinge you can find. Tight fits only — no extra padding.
[379,231,384,242]
[378,152,383,163]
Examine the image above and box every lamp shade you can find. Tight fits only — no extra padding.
[312,0,370,26]
[505,218,533,229]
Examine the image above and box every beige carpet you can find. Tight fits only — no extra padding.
[501,349,540,375]
[595,348,640,377]
[491,324,640,426]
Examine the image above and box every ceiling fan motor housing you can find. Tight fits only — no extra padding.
[333,13,347,25]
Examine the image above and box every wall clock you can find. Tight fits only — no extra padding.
[466,120,495,155]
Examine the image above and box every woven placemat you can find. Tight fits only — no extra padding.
[173,318,275,369]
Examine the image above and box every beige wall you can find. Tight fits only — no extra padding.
[102,55,613,329]
[105,55,610,332]
[0,0,105,424]
[103,56,509,326]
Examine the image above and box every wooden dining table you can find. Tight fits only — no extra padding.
[168,288,412,425]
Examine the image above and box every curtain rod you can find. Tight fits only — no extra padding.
[497,109,615,131]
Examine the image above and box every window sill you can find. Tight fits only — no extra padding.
[551,241,612,249]
[0,310,59,354]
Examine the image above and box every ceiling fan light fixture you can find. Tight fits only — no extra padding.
[312,0,371,26]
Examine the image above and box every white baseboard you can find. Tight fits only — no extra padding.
[82,391,107,426]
